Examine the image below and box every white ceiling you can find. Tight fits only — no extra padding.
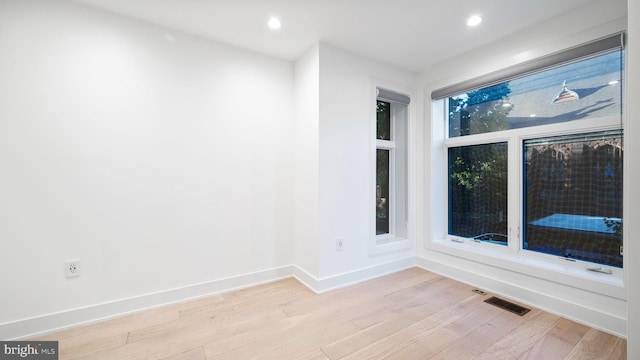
[67,0,604,72]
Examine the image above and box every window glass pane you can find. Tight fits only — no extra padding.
[449,83,512,137]
[524,130,623,267]
[449,50,623,138]
[376,149,390,235]
[448,142,508,245]
[377,100,391,140]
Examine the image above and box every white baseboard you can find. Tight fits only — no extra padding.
[8,254,620,342]
[294,257,416,294]
[292,266,319,292]
[1,266,293,340]
[2,258,416,340]
[416,255,627,338]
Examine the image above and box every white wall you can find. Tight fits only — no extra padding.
[291,42,418,291]
[293,44,320,284]
[0,0,294,338]
[0,0,416,339]
[315,44,416,288]
[417,0,629,337]
[626,0,639,357]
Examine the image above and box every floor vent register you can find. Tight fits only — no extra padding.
[484,296,531,316]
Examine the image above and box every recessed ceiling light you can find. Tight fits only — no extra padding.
[268,17,282,30]
[608,80,619,85]
[529,114,537,117]
[467,15,482,27]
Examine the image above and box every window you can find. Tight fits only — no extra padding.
[448,142,508,244]
[377,101,392,235]
[375,89,409,247]
[523,130,623,267]
[434,33,624,270]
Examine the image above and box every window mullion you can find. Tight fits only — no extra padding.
[508,136,521,253]
[377,139,395,150]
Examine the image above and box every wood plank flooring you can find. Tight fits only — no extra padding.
[34,268,626,359]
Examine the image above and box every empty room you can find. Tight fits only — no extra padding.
[1,0,639,359]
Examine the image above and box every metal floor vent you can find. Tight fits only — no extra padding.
[484,296,530,316]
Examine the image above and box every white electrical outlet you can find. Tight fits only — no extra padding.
[65,259,81,278]
[336,238,344,251]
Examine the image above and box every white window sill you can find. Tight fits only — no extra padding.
[427,237,625,299]
[371,236,413,256]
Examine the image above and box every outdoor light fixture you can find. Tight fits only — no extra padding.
[552,80,579,104]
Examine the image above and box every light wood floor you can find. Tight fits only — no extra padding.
[35,268,626,359]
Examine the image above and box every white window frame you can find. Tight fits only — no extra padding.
[371,86,413,255]
[427,43,626,298]
[431,109,624,297]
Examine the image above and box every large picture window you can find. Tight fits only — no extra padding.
[435,33,624,270]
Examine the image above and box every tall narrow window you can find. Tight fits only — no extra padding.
[375,89,409,245]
